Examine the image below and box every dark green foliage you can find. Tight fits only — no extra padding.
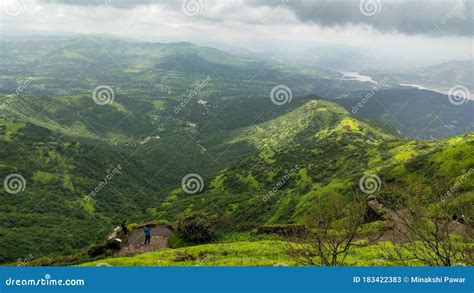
[336,88,474,138]
[177,212,217,244]
[0,36,472,265]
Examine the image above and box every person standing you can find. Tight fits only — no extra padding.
[144,225,151,245]
[121,220,129,235]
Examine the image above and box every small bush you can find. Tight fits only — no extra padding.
[177,212,217,243]
[156,219,171,226]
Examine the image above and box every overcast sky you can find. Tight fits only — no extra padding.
[1,0,473,65]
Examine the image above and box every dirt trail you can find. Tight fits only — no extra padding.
[115,225,173,257]
[367,210,468,243]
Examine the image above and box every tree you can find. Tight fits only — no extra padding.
[177,212,217,243]
[287,194,367,266]
[378,183,473,266]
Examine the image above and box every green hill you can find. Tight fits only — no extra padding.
[1,98,472,264]
[152,100,474,229]
[1,36,471,140]
[0,119,167,263]
[0,36,472,265]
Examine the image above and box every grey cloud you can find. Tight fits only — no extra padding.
[36,0,473,36]
[247,0,473,36]
[37,0,161,9]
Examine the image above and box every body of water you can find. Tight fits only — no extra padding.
[341,71,377,84]
[342,72,473,100]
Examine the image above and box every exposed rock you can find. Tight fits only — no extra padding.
[87,226,125,257]
[106,226,127,247]
[365,195,386,223]
[88,222,174,258]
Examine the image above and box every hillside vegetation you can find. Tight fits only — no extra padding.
[0,36,472,265]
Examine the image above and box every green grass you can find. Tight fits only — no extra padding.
[1,36,472,265]
[80,240,421,266]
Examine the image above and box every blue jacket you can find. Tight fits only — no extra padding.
[144,227,151,236]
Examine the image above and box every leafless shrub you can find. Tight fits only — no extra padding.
[378,183,473,266]
[287,194,367,266]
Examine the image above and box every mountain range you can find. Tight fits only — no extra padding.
[0,35,472,264]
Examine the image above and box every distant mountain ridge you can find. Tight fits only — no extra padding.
[1,36,472,139]
[0,36,473,263]
[365,59,473,94]
[1,96,472,263]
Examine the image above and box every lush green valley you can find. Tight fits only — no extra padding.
[0,36,472,266]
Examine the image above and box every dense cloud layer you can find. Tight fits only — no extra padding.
[37,0,473,36]
[2,0,472,65]
[249,0,473,36]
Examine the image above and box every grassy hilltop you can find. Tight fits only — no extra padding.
[0,37,472,265]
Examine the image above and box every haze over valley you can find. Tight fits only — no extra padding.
[0,0,472,267]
